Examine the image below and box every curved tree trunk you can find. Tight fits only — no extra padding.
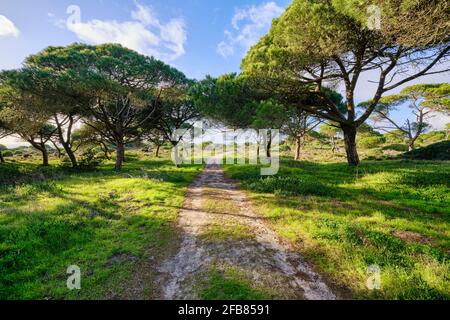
[155,144,161,158]
[51,141,62,158]
[99,141,111,159]
[331,137,336,153]
[63,143,78,168]
[0,151,4,163]
[341,124,360,166]
[28,140,50,166]
[54,114,78,168]
[115,140,125,170]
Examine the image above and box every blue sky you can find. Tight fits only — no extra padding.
[0,0,448,147]
[0,0,291,79]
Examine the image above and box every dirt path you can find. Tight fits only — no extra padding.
[156,164,336,300]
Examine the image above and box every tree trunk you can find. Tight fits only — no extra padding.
[115,141,125,170]
[294,138,301,161]
[155,144,161,158]
[331,137,336,153]
[51,141,62,158]
[342,125,360,166]
[0,151,4,163]
[63,142,78,168]
[266,133,272,158]
[408,139,415,152]
[54,114,78,167]
[41,147,49,166]
[100,141,111,159]
[29,140,49,166]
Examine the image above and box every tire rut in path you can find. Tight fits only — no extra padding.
[156,164,336,300]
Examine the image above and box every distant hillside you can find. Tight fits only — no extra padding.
[403,141,450,160]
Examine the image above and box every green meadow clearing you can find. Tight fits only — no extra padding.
[1,149,449,300]
[0,154,202,299]
[225,159,450,299]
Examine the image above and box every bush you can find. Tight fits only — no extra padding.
[244,176,332,196]
[2,151,13,157]
[416,130,446,145]
[384,130,406,144]
[403,141,450,160]
[359,136,386,148]
[78,149,106,169]
[279,144,291,152]
[13,149,24,156]
[59,156,73,168]
[382,144,409,152]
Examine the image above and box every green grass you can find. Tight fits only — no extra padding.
[0,153,202,299]
[2,147,449,300]
[224,159,450,299]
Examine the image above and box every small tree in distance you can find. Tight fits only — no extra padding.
[319,123,341,154]
[362,83,450,151]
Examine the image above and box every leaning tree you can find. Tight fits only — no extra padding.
[0,88,56,166]
[23,43,189,170]
[242,0,450,165]
[1,66,86,168]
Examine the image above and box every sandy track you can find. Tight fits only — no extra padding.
[156,164,336,300]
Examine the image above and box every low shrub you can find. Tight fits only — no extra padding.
[78,150,106,169]
[403,141,450,160]
[382,144,409,152]
[359,136,386,148]
[244,176,332,196]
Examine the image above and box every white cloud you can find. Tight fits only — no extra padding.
[159,19,187,59]
[217,1,283,59]
[131,4,159,27]
[0,15,20,38]
[428,112,450,130]
[217,41,235,58]
[63,4,186,62]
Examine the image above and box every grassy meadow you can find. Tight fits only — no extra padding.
[0,152,202,299]
[224,159,450,299]
[1,140,449,300]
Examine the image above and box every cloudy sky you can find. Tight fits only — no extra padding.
[0,0,448,147]
[0,0,291,79]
